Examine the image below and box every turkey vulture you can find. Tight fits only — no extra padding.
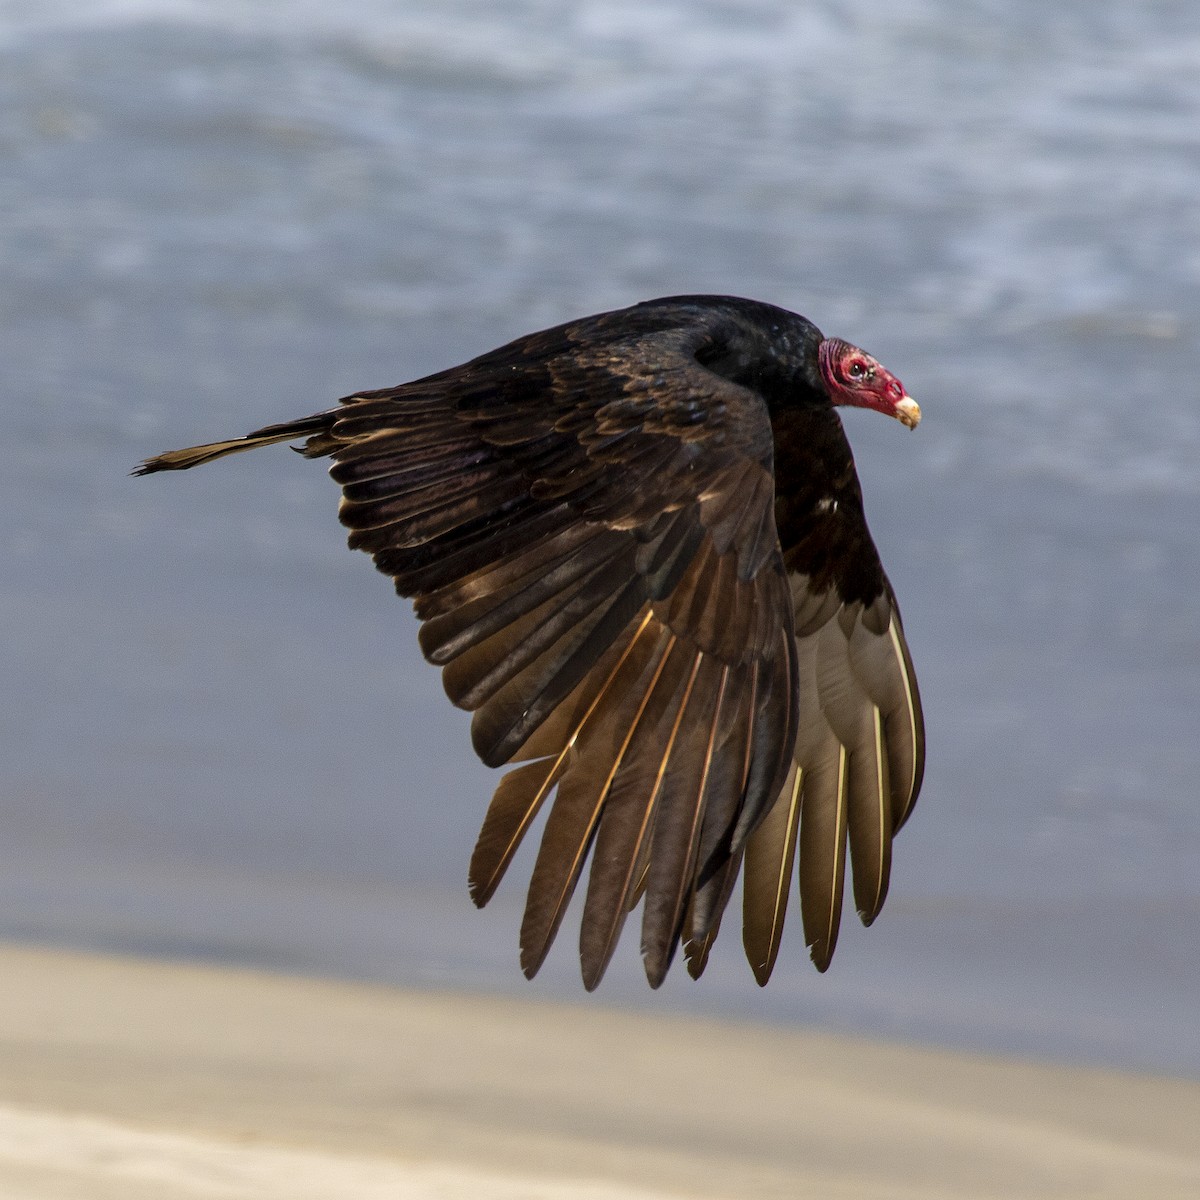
[136,294,924,989]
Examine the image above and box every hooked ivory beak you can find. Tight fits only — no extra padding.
[895,396,921,429]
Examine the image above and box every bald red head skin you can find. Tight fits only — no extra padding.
[818,337,921,429]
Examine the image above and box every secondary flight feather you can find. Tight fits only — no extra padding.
[135,294,925,988]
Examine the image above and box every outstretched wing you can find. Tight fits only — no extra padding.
[318,309,798,988]
[741,408,925,980]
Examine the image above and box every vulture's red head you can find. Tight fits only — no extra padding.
[818,338,921,429]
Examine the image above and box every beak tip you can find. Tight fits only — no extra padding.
[896,396,921,429]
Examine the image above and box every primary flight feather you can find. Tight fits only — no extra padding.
[136,294,925,988]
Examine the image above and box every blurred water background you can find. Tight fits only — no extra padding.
[2,0,1199,1076]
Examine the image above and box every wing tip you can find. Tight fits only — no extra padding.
[684,937,713,980]
[806,936,835,973]
[581,965,605,992]
[641,940,677,989]
[854,872,890,928]
[519,945,547,981]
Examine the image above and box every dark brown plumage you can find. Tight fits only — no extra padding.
[135,294,925,988]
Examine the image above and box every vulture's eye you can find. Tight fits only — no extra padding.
[846,360,866,379]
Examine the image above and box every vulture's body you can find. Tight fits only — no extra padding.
[137,295,924,988]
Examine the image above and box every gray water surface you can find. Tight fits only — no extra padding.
[3,1,1199,1076]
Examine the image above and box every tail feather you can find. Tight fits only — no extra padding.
[132,413,335,475]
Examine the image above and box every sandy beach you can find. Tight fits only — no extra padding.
[0,943,1192,1199]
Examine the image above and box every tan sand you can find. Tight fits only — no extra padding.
[0,942,1195,1199]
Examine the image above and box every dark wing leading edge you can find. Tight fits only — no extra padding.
[313,312,798,989]
[741,409,925,980]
